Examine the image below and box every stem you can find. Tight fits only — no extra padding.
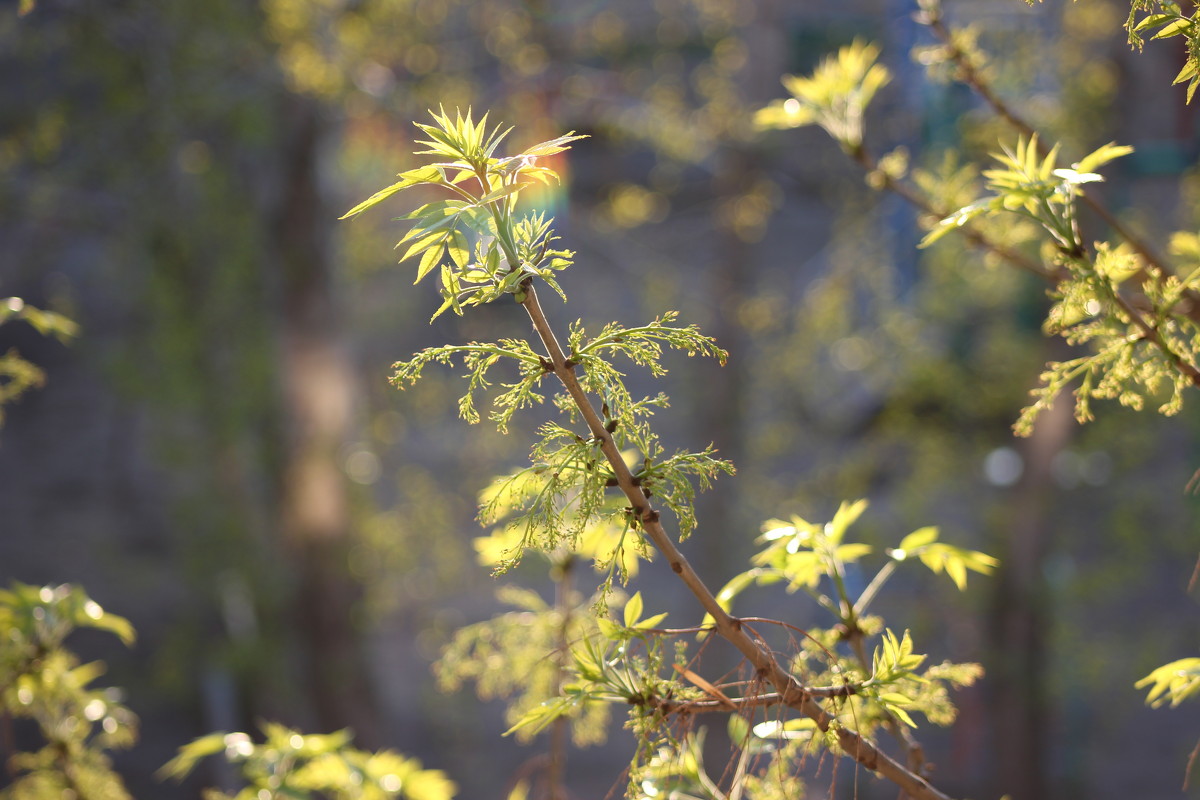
[1109,286,1200,387]
[519,284,956,800]
[651,685,860,716]
[855,125,1200,389]
[847,147,1058,282]
[826,549,858,628]
[547,554,574,800]
[854,559,898,617]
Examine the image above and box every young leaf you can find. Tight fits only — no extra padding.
[623,591,644,628]
[1136,658,1200,708]
[340,165,445,219]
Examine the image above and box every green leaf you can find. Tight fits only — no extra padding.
[623,591,644,628]
[477,182,527,206]
[728,714,751,744]
[826,499,867,545]
[159,732,233,780]
[1073,142,1134,174]
[340,165,444,219]
[634,612,668,630]
[1152,18,1193,39]
[834,543,872,563]
[503,695,582,737]
[1174,60,1199,86]
[915,543,999,590]
[1136,658,1200,707]
[919,201,988,248]
[897,526,938,554]
[1134,12,1179,32]
[416,244,444,283]
[447,229,470,269]
[519,132,588,158]
[877,691,915,705]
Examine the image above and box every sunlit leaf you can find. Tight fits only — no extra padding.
[623,591,644,628]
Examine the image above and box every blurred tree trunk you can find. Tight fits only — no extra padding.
[273,94,380,746]
[695,149,755,578]
[988,357,1073,800]
[695,5,787,578]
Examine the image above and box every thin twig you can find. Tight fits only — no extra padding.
[848,147,1058,282]
[649,686,859,716]
[1109,290,1200,387]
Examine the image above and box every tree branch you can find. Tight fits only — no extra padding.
[919,0,1175,279]
[848,146,1059,282]
[519,285,956,800]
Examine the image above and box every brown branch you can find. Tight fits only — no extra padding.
[649,685,860,717]
[1109,291,1200,387]
[847,147,1058,282]
[919,0,1174,277]
[1184,735,1200,790]
[520,284,956,800]
[862,149,1200,388]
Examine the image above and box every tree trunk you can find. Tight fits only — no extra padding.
[988,361,1073,800]
[273,94,380,745]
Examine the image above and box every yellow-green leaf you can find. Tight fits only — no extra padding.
[340,165,444,219]
[623,591,644,627]
[416,245,444,283]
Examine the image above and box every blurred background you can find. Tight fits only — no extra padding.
[2,0,1199,797]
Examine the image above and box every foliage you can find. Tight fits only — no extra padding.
[758,37,1200,439]
[346,109,734,566]
[346,109,999,800]
[1123,1,1200,102]
[754,39,890,151]
[1136,658,1200,708]
[0,297,77,426]
[0,578,454,800]
[755,6,1200,781]
[0,582,136,800]
[162,722,456,800]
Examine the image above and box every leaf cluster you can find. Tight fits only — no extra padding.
[754,40,890,149]
[920,136,1130,251]
[708,501,996,627]
[435,585,612,747]
[1125,1,1200,102]
[1136,658,1200,708]
[351,113,1000,799]
[0,583,137,800]
[162,722,456,800]
[0,298,77,425]
[341,108,583,321]
[916,136,1200,433]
